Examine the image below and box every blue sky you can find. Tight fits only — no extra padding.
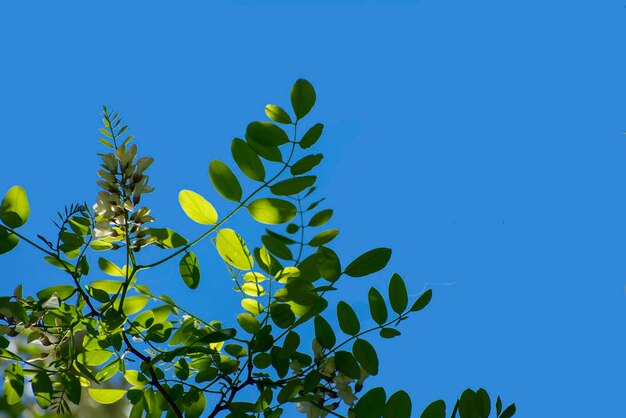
[1,1,625,416]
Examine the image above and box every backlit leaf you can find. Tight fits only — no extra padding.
[216,229,254,270]
[247,198,297,225]
[241,298,264,316]
[98,257,125,277]
[308,209,333,227]
[0,186,30,228]
[308,229,339,247]
[265,104,292,124]
[149,228,188,249]
[209,160,243,202]
[32,372,53,409]
[36,285,75,301]
[3,363,24,405]
[290,79,316,120]
[0,226,19,255]
[88,388,127,404]
[237,313,261,334]
[316,246,341,282]
[231,138,265,182]
[179,252,200,289]
[270,176,316,196]
[246,121,290,147]
[178,190,218,225]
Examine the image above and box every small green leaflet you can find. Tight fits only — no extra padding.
[247,198,297,225]
[231,138,265,182]
[0,185,30,229]
[178,190,218,225]
[209,160,243,202]
[265,104,292,124]
[290,79,316,120]
[179,252,200,289]
[344,248,392,278]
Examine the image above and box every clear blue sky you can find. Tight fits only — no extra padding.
[1,1,625,416]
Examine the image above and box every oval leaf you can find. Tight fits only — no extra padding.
[410,289,433,312]
[0,226,19,255]
[384,391,411,418]
[316,246,341,282]
[209,160,243,202]
[420,400,446,418]
[368,288,387,325]
[246,121,290,147]
[0,186,30,228]
[216,229,254,271]
[334,350,361,379]
[299,123,324,149]
[389,273,408,314]
[88,388,127,405]
[179,190,218,225]
[308,229,339,247]
[337,301,360,336]
[32,372,53,409]
[314,315,335,349]
[241,298,264,316]
[309,208,333,227]
[247,198,297,225]
[344,248,392,278]
[353,339,379,376]
[265,104,292,124]
[291,154,323,176]
[237,313,261,334]
[270,303,296,329]
[290,79,316,120]
[354,387,387,418]
[231,138,265,182]
[270,176,316,196]
[179,252,200,289]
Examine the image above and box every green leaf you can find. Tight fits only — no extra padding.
[475,388,491,418]
[90,279,123,294]
[32,371,53,409]
[114,295,149,315]
[308,229,339,247]
[410,289,433,312]
[314,316,335,349]
[354,387,387,418]
[241,298,264,316]
[246,121,290,147]
[197,328,237,344]
[98,257,125,277]
[337,301,360,336]
[0,186,30,228]
[179,252,200,289]
[420,400,446,418]
[237,313,261,334]
[299,123,324,149]
[496,396,502,417]
[69,216,91,235]
[149,228,188,249]
[246,137,283,162]
[388,273,408,314]
[459,389,478,418]
[315,246,341,282]
[334,350,361,379]
[216,229,254,270]
[247,198,297,225]
[209,160,243,202]
[36,285,76,301]
[344,248,392,278]
[265,104,292,124]
[270,303,296,329]
[384,391,411,418]
[270,176,316,196]
[379,328,401,339]
[88,388,127,404]
[499,404,517,418]
[290,79,316,120]
[3,363,24,405]
[231,138,265,182]
[291,154,323,176]
[78,350,113,366]
[368,288,388,325]
[353,339,379,375]
[62,374,82,405]
[261,235,293,260]
[184,391,207,418]
[308,208,333,227]
[281,331,300,359]
[277,379,302,404]
[0,226,19,255]
[178,190,218,225]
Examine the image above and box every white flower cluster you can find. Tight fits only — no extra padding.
[92,143,156,251]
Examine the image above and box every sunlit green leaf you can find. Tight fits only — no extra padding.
[270,176,316,196]
[242,282,266,297]
[209,160,243,202]
[231,138,265,182]
[308,229,339,247]
[246,121,290,147]
[185,390,207,418]
[299,123,323,149]
[241,298,264,316]
[98,257,125,277]
[31,371,53,409]
[216,228,254,270]
[36,285,75,302]
[237,313,261,334]
[344,248,392,278]
[389,273,408,314]
[88,388,127,404]
[314,316,335,349]
[179,252,200,289]
[308,209,333,227]
[3,363,24,405]
[114,295,149,315]
[149,228,188,249]
[0,226,19,255]
[270,303,296,329]
[78,350,113,367]
[0,186,30,228]
[291,154,323,176]
[247,198,297,225]
[354,387,386,418]
[337,301,360,336]
[290,79,316,120]
[265,104,292,124]
[178,190,218,225]
[90,279,123,294]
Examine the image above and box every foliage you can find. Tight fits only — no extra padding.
[0,80,516,418]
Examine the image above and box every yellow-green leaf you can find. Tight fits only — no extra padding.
[247,198,297,225]
[78,350,113,367]
[216,229,254,271]
[231,138,265,182]
[241,298,264,316]
[98,257,125,277]
[88,388,127,404]
[114,295,149,315]
[0,186,30,229]
[178,190,218,225]
[265,104,293,124]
